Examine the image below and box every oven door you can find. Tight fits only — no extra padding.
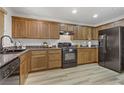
[63,52,76,62]
[62,48,77,63]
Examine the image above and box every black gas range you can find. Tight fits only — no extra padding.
[58,42,77,68]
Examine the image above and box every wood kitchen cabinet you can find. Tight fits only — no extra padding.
[20,51,30,85]
[60,24,68,31]
[0,10,4,38]
[86,27,93,40]
[73,26,92,40]
[26,20,39,38]
[12,16,60,39]
[87,49,98,63]
[92,27,98,40]
[31,50,48,71]
[39,21,50,39]
[67,24,74,31]
[49,22,60,39]
[48,49,61,69]
[77,48,98,65]
[77,26,87,40]
[12,17,27,38]
[60,23,74,32]
[73,26,79,39]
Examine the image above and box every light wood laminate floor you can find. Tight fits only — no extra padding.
[26,63,124,85]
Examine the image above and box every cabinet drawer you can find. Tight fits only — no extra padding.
[48,49,61,54]
[32,50,47,55]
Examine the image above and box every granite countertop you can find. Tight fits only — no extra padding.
[77,47,98,49]
[0,47,98,68]
[0,49,29,68]
[0,47,61,68]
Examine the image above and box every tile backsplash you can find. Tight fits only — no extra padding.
[13,39,98,47]
[3,35,98,47]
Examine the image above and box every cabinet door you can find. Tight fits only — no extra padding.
[20,52,29,84]
[20,60,26,85]
[27,20,39,38]
[92,28,98,40]
[60,24,68,31]
[86,27,92,40]
[78,26,87,40]
[49,23,59,39]
[38,21,49,39]
[67,24,74,31]
[12,17,27,38]
[73,26,78,40]
[27,52,31,72]
[77,49,88,64]
[48,54,61,69]
[0,11,4,38]
[31,51,48,71]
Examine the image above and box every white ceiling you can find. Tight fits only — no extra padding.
[9,7,124,26]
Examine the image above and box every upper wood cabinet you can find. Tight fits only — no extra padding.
[67,24,74,31]
[92,28,98,40]
[41,22,50,39]
[49,22,60,39]
[73,26,79,39]
[12,16,60,39]
[0,10,4,38]
[60,24,68,31]
[60,24,74,32]
[73,26,98,40]
[26,20,39,38]
[12,17,27,38]
[73,26,92,40]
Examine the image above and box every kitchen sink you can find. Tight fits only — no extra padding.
[0,48,26,54]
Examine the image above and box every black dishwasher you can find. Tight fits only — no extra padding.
[0,58,20,85]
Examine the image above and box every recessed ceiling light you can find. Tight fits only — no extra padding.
[93,14,98,18]
[72,9,77,14]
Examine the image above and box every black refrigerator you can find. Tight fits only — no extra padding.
[99,26,124,72]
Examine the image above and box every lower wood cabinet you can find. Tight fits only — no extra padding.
[77,48,98,65]
[30,49,61,72]
[31,50,48,71]
[20,51,30,85]
[48,49,61,69]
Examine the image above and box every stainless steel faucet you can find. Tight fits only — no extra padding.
[0,35,14,51]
